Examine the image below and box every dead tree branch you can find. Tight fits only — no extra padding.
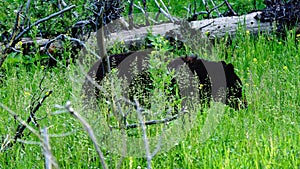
[0,11,281,56]
[2,1,299,62]
[41,127,58,169]
[154,0,179,23]
[0,103,42,151]
[112,107,189,129]
[128,0,134,29]
[3,91,52,149]
[135,99,152,169]
[128,0,157,24]
[0,5,76,68]
[209,0,222,17]
[224,0,238,16]
[142,0,150,26]
[64,101,108,169]
[0,103,58,167]
[15,5,75,48]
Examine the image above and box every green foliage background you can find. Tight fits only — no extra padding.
[1,0,300,168]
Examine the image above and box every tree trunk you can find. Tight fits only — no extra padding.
[106,12,273,48]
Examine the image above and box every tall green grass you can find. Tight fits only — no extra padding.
[1,29,299,168]
[1,0,300,168]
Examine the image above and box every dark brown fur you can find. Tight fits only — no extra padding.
[82,51,247,110]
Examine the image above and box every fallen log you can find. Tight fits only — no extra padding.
[105,11,272,48]
[1,11,297,57]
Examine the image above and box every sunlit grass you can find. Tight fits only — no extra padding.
[1,0,300,168]
[1,27,299,168]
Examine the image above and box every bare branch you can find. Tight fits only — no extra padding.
[1,135,11,151]
[41,127,59,169]
[12,91,52,145]
[47,130,78,138]
[142,0,150,26]
[209,0,221,17]
[224,0,238,16]
[159,0,174,21]
[115,103,126,169]
[130,1,158,24]
[64,101,108,169]
[128,0,134,29]
[24,0,32,27]
[208,1,225,16]
[135,99,152,169]
[0,90,52,151]
[14,5,76,47]
[154,0,179,23]
[0,5,76,68]
[15,139,41,145]
[0,103,42,151]
[201,0,210,16]
[118,107,189,129]
[150,109,171,157]
[25,0,31,14]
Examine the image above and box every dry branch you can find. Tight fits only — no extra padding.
[0,90,53,151]
[12,91,52,145]
[0,103,42,151]
[113,107,188,129]
[0,5,76,68]
[41,127,58,169]
[135,99,152,169]
[64,101,108,169]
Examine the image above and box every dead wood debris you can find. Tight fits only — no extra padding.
[1,0,300,68]
[255,0,300,34]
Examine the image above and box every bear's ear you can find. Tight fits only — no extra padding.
[225,63,234,72]
[221,61,227,66]
[221,61,227,69]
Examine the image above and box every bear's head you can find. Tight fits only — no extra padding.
[221,62,247,110]
[182,56,247,110]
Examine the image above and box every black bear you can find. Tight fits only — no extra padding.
[82,51,247,110]
[180,56,247,109]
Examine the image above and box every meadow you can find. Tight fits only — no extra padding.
[0,0,299,168]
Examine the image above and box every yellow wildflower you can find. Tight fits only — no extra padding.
[45,91,52,96]
[151,51,159,55]
[16,41,23,48]
[199,84,204,89]
[253,58,257,62]
[283,66,288,70]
